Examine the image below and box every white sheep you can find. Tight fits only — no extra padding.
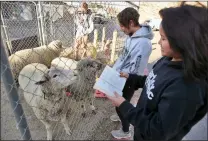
[59,42,97,61]
[9,40,63,81]
[51,57,78,70]
[96,39,112,64]
[18,63,77,140]
[59,39,112,64]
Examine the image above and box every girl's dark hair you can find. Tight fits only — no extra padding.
[159,5,208,81]
[179,1,207,8]
[117,7,139,27]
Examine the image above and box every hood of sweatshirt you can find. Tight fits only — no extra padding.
[131,24,154,40]
[112,25,153,75]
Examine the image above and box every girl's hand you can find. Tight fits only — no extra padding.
[120,72,129,79]
[106,92,125,107]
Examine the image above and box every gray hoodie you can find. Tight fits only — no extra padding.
[113,25,153,75]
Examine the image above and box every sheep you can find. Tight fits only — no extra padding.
[51,57,105,116]
[50,57,78,71]
[9,40,63,81]
[18,63,78,140]
[96,40,112,64]
[66,58,105,117]
[59,42,97,61]
[59,40,112,64]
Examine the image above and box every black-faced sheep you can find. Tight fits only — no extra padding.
[18,63,77,140]
[9,40,63,81]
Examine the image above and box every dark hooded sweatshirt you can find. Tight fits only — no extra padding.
[118,57,207,141]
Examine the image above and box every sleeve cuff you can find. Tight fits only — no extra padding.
[127,74,136,84]
[118,100,134,116]
[124,74,137,89]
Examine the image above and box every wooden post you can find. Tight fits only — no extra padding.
[93,29,98,49]
[110,30,117,64]
[101,27,106,51]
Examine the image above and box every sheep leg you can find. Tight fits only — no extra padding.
[41,120,53,140]
[61,115,72,136]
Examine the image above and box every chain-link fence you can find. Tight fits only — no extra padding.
[1,1,138,140]
[2,1,207,140]
[1,1,131,53]
[1,1,40,55]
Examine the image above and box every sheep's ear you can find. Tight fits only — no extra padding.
[35,80,47,85]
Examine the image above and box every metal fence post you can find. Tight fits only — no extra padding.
[0,37,32,140]
[31,1,44,47]
[38,1,46,45]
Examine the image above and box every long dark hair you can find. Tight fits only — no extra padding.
[179,1,207,8]
[159,5,208,81]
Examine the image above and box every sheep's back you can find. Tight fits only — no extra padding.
[18,63,48,93]
[9,49,47,78]
[51,57,78,70]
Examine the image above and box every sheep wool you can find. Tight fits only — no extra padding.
[66,58,105,117]
[18,63,77,140]
[8,40,63,80]
[51,57,78,70]
[59,42,97,61]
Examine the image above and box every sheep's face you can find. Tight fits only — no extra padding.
[48,68,78,89]
[36,68,78,91]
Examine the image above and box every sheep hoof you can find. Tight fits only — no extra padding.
[92,110,96,115]
[81,113,86,118]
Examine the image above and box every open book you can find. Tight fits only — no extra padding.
[93,66,127,97]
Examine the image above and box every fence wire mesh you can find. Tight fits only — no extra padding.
[1,1,207,140]
[1,1,41,54]
[1,1,131,140]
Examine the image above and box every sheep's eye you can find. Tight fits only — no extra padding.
[53,74,58,78]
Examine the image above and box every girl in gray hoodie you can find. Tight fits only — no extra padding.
[110,7,154,139]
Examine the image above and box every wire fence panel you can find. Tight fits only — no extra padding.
[2,1,207,140]
[1,1,136,140]
[1,1,41,54]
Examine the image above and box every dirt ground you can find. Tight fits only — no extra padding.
[2,2,207,140]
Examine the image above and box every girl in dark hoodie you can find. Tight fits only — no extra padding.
[106,5,208,141]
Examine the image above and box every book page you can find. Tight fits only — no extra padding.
[93,66,127,97]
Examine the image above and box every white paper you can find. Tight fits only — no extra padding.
[93,66,126,97]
